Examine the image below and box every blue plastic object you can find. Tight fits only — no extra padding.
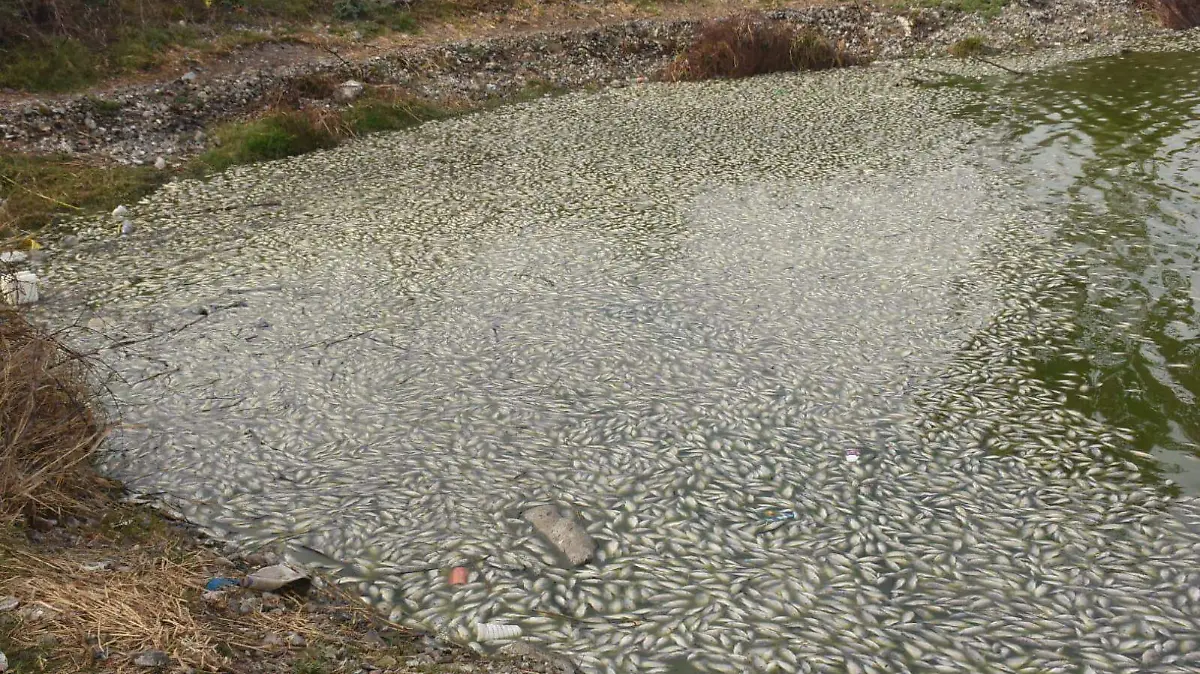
[205,577,240,591]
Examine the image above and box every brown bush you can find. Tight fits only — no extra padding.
[663,14,855,82]
[0,302,108,522]
[1152,0,1200,29]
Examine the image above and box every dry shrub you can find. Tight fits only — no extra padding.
[0,302,107,522]
[274,71,340,107]
[1152,0,1200,29]
[663,14,855,82]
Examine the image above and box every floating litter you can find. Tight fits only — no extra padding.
[475,622,521,642]
[1,271,39,305]
[756,507,796,522]
[845,448,860,463]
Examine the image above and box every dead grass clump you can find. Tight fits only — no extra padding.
[1152,0,1200,29]
[0,305,107,523]
[0,518,411,673]
[278,71,340,105]
[1,543,219,671]
[663,14,854,82]
[948,35,988,58]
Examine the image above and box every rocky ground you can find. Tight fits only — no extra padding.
[0,0,1163,168]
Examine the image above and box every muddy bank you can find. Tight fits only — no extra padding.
[0,0,1158,166]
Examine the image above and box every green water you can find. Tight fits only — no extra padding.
[992,50,1200,491]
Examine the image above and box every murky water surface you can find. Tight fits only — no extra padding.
[990,50,1200,490]
[36,43,1200,673]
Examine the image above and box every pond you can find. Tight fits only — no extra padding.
[37,39,1200,674]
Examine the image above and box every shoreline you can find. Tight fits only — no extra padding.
[0,0,1160,167]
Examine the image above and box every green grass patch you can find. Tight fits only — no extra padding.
[0,0,428,94]
[948,35,988,58]
[0,38,99,92]
[196,112,340,173]
[344,98,450,134]
[83,96,125,115]
[0,154,166,237]
[110,24,204,72]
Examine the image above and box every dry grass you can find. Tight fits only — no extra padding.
[1,540,221,671]
[0,509,432,673]
[662,13,855,81]
[0,305,108,524]
[0,154,166,240]
[948,35,987,57]
[1152,0,1200,29]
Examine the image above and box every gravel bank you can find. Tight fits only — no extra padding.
[0,0,1159,165]
[26,29,1200,674]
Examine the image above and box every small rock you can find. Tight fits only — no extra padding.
[237,596,262,614]
[60,234,80,249]
[0,596,18,612]
[91,646,109,661]
[194,130,206,142]
[121,220,135,236]
[363,630,386,648]
[499,642,577,673]
[18,605,48,621]
[287,633,306,648]
[133,650,170,668]
[337,80,365,102]
[112,204,129,218]
[37,634,58,647]
[522,505,596,566]
[260,591,283,608]
[375,655,398,668]
[29,515,57,531]
[201,590,226,604]
[262,632,285,647]
[84,116,97,130]
[154,156,166,170]
[181,71,198,83]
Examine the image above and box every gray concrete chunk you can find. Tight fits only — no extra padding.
[522,505,596,567]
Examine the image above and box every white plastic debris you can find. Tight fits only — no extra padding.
[475,622,521,642]
[242,564,311,593]
[337,79,365,102]
[121,220,135,236]
[1,271,39,305]
[154,156,167,170]
[0,649,8,673]
[0,251,26,264]
[845,448,861,463]
[112,204,129,218]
